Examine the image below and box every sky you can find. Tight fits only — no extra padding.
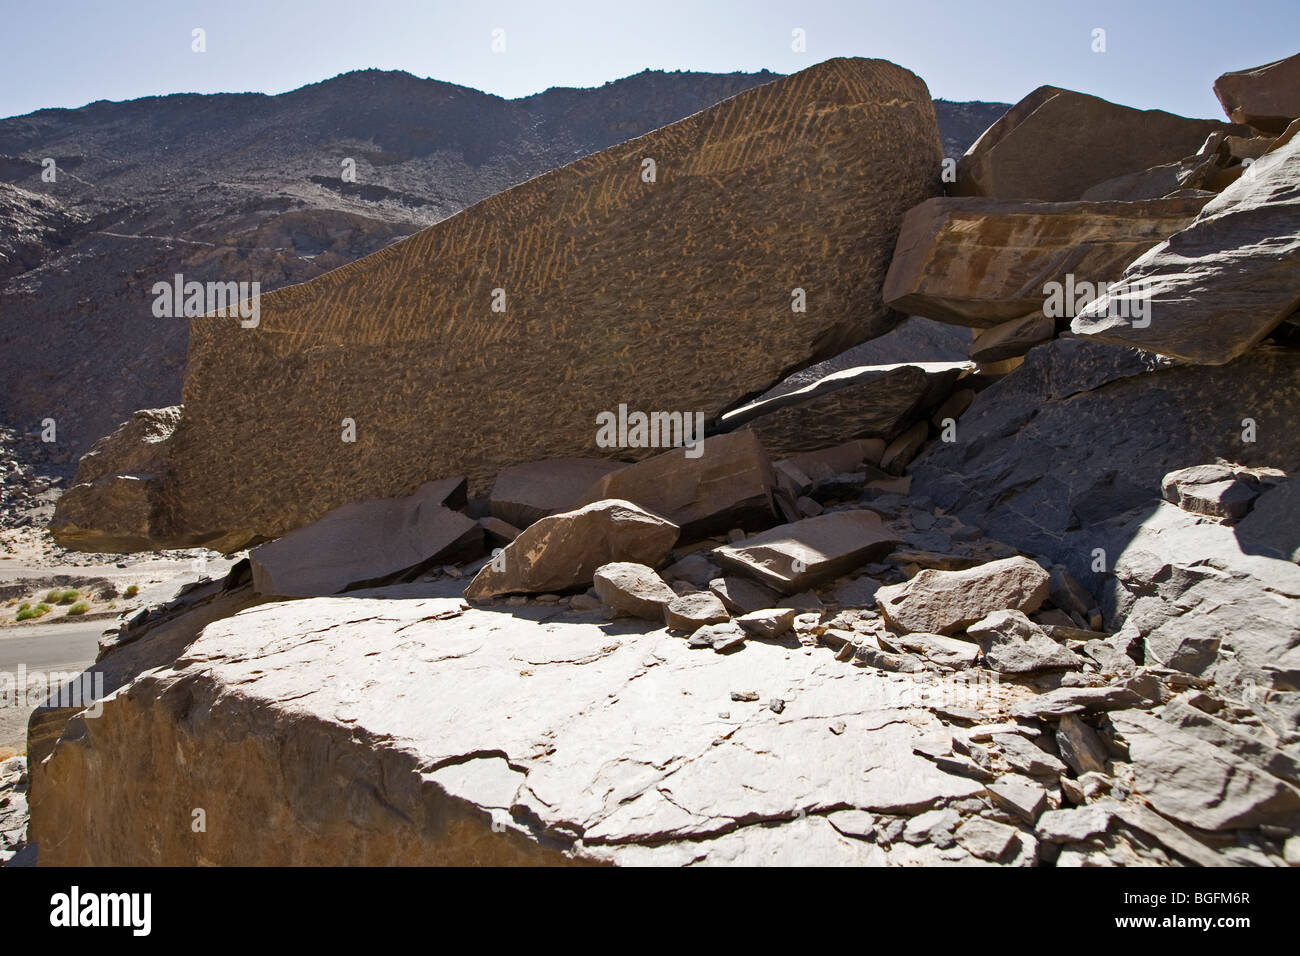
[0,0,1297,120]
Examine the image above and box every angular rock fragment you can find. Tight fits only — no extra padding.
[969,313,1054,364]
[1072,135,1300,364]
[712,511,899,595]
[888,632,980,668]
[986,775,1048,823]
[994,733,1068,778]
[465,499,678,599]
[664,592,730,633]
[1055,714,1110,776]
[479,515,523,546]
[955,85,1230,201]
[490,458,624,529]
[1160,463,1272,519]
[1214,53,1300,134]
[954,817,1020,861]
[878,421,929,475]
[579,432,777,542]
[1160,697,1300,786]
[735,608,796,639]
[57,57,944,552]
[883,196,1207,327]
[708,575,781,616]
[717,362,971,455]
[967,609,1083,673]
[690,621,747,653]
[250,478,480,597]
[593,563,677,621]
[876,556,1050,635]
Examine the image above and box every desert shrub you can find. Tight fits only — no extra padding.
[66,601,90,616]
[16,608,36,621]
[125,584,139,597]
[56,589,80,605]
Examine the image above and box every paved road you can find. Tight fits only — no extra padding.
[0,618,107,753]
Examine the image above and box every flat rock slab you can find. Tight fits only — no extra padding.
[465,499,678,599]
[592,562,676,621]
[579,431,777,542]
[955,85,1229,201]
[29,590,986,865]
[66,58,942,552]
[250,478,477,597]
[1072,135,1300,364]
[713,510,899,594]
[716,362,972,454]
[882,196,1208,328]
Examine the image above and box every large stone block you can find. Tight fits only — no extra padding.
[882,196,1208,328]
[1214,53,1300,134]
[58,57,943,553]
[955,85,1229,201]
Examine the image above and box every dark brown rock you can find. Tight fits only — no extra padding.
[955,85,1230,201]
[250,478,480,596]
[1214,53,1300,134]
[490,459,624,529]
[579,431,778,542]
[465,499,678,599]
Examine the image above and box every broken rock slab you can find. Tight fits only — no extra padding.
[875,556,1050,636]
[955,85,1231,201]
[882,196,1208,328]
[715,362,971,455]
[61,58,943,553]
[29,589,988,865]
[712,510,899,595]
[579,431,778,542]
[465,499,678,599]
[249,478,479,597]
[1159,462,1276,519]
[490,458,624,529]
[1072,134,1300,365]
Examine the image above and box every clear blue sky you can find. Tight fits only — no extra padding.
[1,0,1296,120]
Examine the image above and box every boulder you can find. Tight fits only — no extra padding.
[664,592,730,633]
[58,58,943,552]
[490,459,624,529]
[1071,135,1300,364]
[875,556,1050,635]
[465,500,678,599]
[250,478,480,597]
[1214,53,1300,134]
[882,196,1209,328]
[955,85,1230,201]
[592,563,677,621]
[715,362,971,454]
[712,511,899,595]
[48,407,184,553]
[1160,463,1274,519]
[735,608,796,639]
[879,421,930,475]
[708,575,781,615]
[888,632,981,668]
[578,431,778,542]
[969,313,1055,364]
[967,609,1083,673]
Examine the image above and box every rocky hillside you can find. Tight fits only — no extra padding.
[0,68,1006,470]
